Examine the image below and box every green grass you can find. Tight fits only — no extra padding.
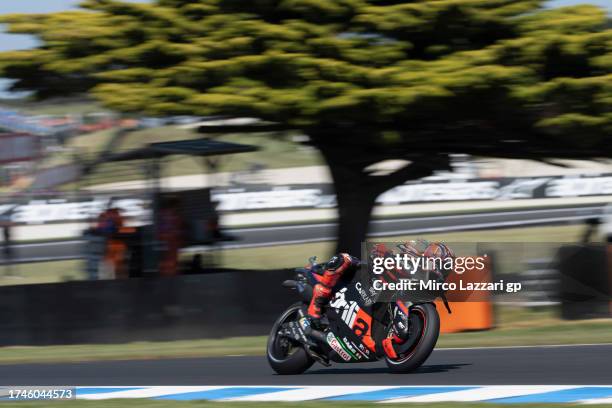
[4,402,612,408]
[437,308,612,348]
[0,260,84,287]
[0,306,608,365]
[0,336,266,365]
[5,224,588,287]
[77,126,322,186]
[216,224,587,271]
[36,128,118,171]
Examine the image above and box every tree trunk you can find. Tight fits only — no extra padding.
[319,144,380,255]
[317,138,450,256]
[334,179,378,255]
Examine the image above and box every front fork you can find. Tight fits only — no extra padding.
[382,300,412,359]
[391,300,412,339]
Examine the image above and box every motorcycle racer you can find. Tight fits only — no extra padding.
[306,241,455,359]
[306,253,359,325]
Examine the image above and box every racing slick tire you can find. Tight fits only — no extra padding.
[384,302,440,373]
[267,302,314,375]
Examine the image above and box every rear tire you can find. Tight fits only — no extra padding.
[385,303,440,373]
[267,302,314,375]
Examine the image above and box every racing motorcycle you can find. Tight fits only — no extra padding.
[267,256,450,374]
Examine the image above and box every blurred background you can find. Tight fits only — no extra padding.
[0,0,609,358]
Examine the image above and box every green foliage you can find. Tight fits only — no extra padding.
[0,0,610,156]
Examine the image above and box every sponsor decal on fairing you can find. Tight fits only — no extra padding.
[326,332,353,361]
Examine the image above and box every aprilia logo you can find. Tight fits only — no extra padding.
[329,288,360,327]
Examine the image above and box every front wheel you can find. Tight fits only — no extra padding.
[385,303,440,373]
[267,302,314,375]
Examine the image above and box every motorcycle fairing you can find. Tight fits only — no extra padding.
[324,283,379,363]
[325,307,377,362]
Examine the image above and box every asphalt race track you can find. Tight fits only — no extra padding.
[6,204,605,264]
[1,344,610,386]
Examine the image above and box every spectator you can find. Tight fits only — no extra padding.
[189,254,203,275]
[158,196,184,277]
[1,214,15,277]
[97,201,127,279]
[582,217,601,243]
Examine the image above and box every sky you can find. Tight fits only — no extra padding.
[0,0,150,52]
[0,0,143,95]
[0,0,78,52]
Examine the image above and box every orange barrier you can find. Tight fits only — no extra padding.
[435,260,494,333]
[436,300,494,333]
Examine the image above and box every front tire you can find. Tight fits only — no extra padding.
[385,303,440,373]
[267,302,314,375]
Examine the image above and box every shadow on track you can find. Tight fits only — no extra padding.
[305,363,471,376]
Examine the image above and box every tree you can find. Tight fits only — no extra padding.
[1,0,610,253]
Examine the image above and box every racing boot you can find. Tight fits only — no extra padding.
[305,253,353,329]
[299,309,327,345]
[302,283,331,343]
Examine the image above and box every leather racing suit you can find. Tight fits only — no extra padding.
[307,242,454,359]
[307,253,359,320]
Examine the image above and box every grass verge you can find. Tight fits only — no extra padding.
[216,224,587,270]
[0,260,84,287]
[6,225,585,285]
[78,126,322,187]
[0,306,609,365]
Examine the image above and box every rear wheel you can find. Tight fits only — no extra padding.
[267,302,314,375]
[385,303,440,373]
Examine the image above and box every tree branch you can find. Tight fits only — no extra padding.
[370,155,452,194]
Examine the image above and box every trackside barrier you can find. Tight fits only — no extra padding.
[558,244,611,320]
[435,258,494,333]
[0,269,296,346]
[521,258,559,306]
[0,263,501,346]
